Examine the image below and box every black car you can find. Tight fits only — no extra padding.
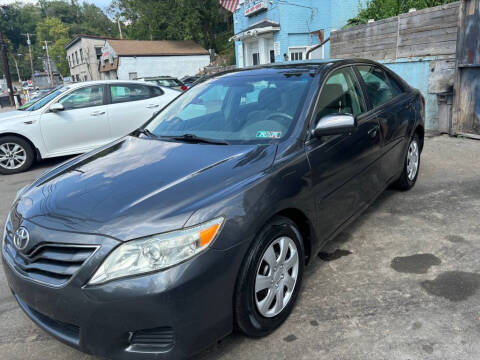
[2,59,424,360]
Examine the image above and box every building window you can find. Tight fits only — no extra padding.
[75,51,79,65]
[252,52,260,66]
[68,55,71,67]
[95,47,102,61]
[80,49,84,63]
[288,47,307,61]
[128,72,138,80]
[269,50,275,63]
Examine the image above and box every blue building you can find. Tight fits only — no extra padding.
[232,0,365,67]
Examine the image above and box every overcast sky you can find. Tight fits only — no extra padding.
[0,0,111,12]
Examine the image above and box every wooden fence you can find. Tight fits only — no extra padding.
[330,2,460,60]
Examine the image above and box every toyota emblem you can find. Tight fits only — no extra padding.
[13,227,29,251]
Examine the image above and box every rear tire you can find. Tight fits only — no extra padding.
[0,136,35,175]
[393,133,421,191]
[234,216,304,337]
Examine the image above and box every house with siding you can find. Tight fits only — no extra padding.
[99,40,211,80]
[232,0,365,67]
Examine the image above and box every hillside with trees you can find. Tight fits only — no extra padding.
[0,0,234,80]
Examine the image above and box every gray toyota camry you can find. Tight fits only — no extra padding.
[2,59,424,359]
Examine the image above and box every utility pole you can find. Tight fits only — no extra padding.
[0,15,14,106]
[43,40,53,86]
[117,18,123,39]
[22,33,36,87]
[12,55,21,82]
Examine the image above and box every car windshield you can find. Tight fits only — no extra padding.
[145,70,313,144]
[20,86,67,111]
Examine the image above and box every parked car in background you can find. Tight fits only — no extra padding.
[2,59,424,359]
[181,75,200,88]
[0,80,179,174]
[136,76,187,91]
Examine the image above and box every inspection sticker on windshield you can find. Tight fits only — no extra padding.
[256,131,282,139]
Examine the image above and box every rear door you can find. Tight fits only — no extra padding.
[106,84,169,140]
[355,65,414,184]
[306,66,382,241]
[40,84,110,155]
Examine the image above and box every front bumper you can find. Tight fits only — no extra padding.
[2,220,247,360]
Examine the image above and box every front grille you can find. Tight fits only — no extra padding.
[4,230,97,286]
[129,327,175,352]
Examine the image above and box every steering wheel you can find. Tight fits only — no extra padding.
[265,112,293,128]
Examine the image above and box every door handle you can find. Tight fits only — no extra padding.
[90,111,106,116]
[368,125,380,138]
[146,104,159,109]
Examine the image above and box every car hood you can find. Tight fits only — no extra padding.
[0,110,34,123]
[15,136,277,241]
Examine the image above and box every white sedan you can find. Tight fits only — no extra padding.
[0,80,180,174]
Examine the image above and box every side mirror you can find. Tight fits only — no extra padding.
[49,103,64,112]
[312,114,357,137]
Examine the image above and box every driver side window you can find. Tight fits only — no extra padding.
[316,67,365,123]
[59,85,105,110]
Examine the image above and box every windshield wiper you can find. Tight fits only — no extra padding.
[164,134,229,145]
[135,128,158,138]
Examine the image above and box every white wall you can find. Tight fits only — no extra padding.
[116,55,211,80]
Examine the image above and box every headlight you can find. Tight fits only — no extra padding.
[88,217,224,285]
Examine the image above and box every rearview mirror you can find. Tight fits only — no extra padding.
[49,103,64,112]
[312,114,357,137]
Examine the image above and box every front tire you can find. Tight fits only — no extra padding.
[235,216,304,337]
[0,136,35,175]
[393,133,421,190]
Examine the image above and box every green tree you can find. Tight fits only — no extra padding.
[349,0,458,25]
[36,17,70,76]
[109,0,234,63]
[0,1,118,79]
[0,3,43,79]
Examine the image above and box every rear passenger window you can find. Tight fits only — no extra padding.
[357,65,395,108]
[387,74,404,97]
[150,86,164,97]
[110,84,151,104]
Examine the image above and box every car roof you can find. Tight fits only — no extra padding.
[65,80,163,88]
[197,58,386,82]
[135,76,179,80]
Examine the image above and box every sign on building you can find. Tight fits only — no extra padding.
[245,0,268,16]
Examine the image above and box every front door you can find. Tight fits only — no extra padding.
[40,84,110,156]
[306,66,382,241]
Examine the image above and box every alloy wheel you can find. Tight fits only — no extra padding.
[254,236,299,318]
[0,143,27,170]
[406,139,419,180]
